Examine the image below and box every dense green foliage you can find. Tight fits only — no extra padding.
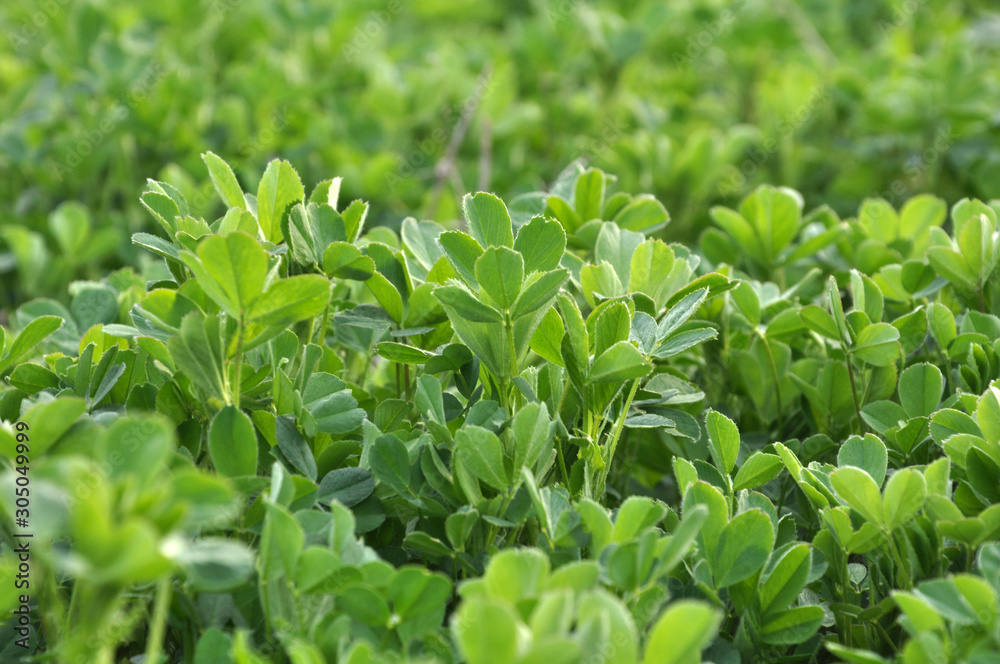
[4,0,1000,305]
[5,1,1000,662]
[1,150,999,663]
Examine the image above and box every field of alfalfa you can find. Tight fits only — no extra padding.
[3,1,1000,663]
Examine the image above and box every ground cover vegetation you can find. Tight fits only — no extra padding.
[4,1,1000,663]
[0,151,998,663]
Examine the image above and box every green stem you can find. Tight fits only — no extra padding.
[556,437,570,488]
[845,354,864,434]
[757,330,784,436]
[144,576,172,664]
[884,530,912,590]
[305,314,316,349]
[596,379,640,498]
[317,303,331,346]
[232,320,245,409]
[504,316,518,413]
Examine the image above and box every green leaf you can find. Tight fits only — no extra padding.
[274,417,317,480]
[132,231,181,262]
[651,327,718,359]
[682,481,729,564]
[759,544,812,616]
[456,426,508,492]
[545,195,582,233]
[644,600,721,664]
[838,434,888,487]
[194,231,268,317]
[595,223,644,287]
[453,599,519,664]
[9,363,59,393]
[927,303,956,350]
[959,213,998,281]
[323,242,375,281]
[712,508,775,587]
[574,168,606,222]
[977,386,1000,446]
[369,435,411,496]
[801,304,841,340]
[831,467,884,526]
[140,191,180,236]
[202,151,247,210]
[71,284,118,330]
[102,415,175,484]
[208,406,258,477]
[403,532,452,560]
[514,216,566,273]
[463,192,514,249]
[852,323,901,367]
[484,548,549,603]
[438,231,484,287]
[588,341,651,384]
[376,342,432,364]
[760,605,825,645]
[339,585,391,627]
[898,363,944,418]
[247,275,330,326]
[511,402,552,473]
[193,628,232,664]
[301,373,366,434]
[733,452,783,491]
[365,272,403,325]
[656,288,709,340]
[510,269,569,321]
[169,313,225,400]
[317,467,374,507]
[613,195,669,234]
[0,315,63,375]
[175,538,254,593]
[927,246,977,291]
[629,239,676,310]
[446,508,480,552]
[705,409,740,475]
[476,246,523,309]
[740,185,802,261]
[256,159,304,242]
[434,284,503,323]
[401,218,445,271]
[882,468,926,531]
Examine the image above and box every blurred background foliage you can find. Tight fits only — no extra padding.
[2,0,1000,306]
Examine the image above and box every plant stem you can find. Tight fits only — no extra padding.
[504,317,518,413]
[884,530,912,590]
[556,436,570,487]
[596,379,640,498]
[757,330,784,436]
[232,321,245,409]
[845,354,864,434]
[317,303,331,346]
[144,576,172,664]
